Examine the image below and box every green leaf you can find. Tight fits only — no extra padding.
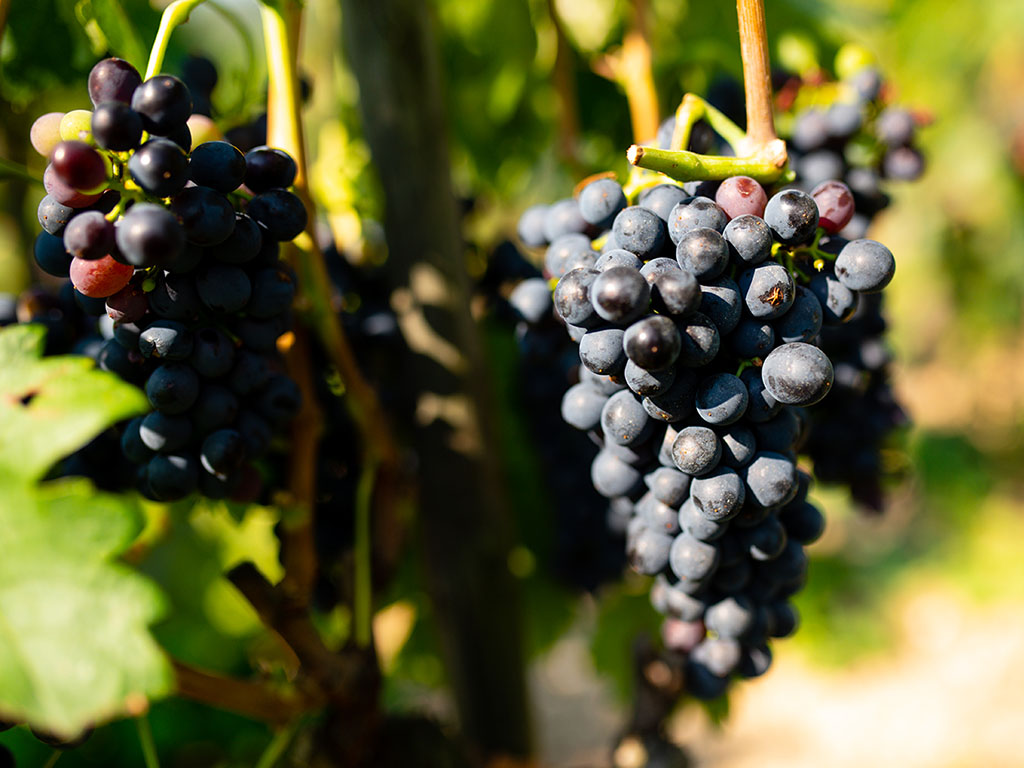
[0,479,172,737]
[76,0,150,73]
[0,324,148,482]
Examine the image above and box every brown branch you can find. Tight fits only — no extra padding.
[172,660,320,724]
[545,0,582,168]
[736,0,777,150]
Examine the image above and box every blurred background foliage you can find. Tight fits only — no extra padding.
[1,0,1023,765]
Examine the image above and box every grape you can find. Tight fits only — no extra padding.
[671,426,720,476]
[676,312,720,367]
[766,601,799,637]
[244,146,298,193]
[715,176,767,219]
[105,281,149,323]
[150,272,202,323]
[650,269,701,317]
[882,146,925,181]
[255,375,302,428]
[216,213,263,264]
[795,151,845,189]
[560,383,607,430]
[645,467,690,507]
[668,533,719,583]
[517,204,548,246]
[661,618,707,653]
[730,319,774,357]
[115,203,185,268]
[692,637,741,677]
[200,429,246,478]
[825,103,862,140]
[808,268,857,324]
[31,112,65,157]
[698,277,741,334]
[738,262,795,319]
[197,264,252,313]
[723,214,772,265]
[752,409,801,453]
[578,178,626,228]
[678,497,727,542]
[192,385,240,433]
[741,367,781,423]
[247,189,308,241]
[610,206,665,260]
[591,449,642,497]
[811,180,855,234]
[70,255,134,298]
[778,500,825,544]
[545,234,593,278]
[121,417,155,464]
[642,369,697,423]
[34,231,74,277]
[37,195,75,236]
[140,411,192,452]
[164,242,204,274]
[189,141,247,193]
[791,109,829,152]
[578,327,627,376]
[667,197,728,243]
[689,467,744,521]
[835,239,895,292]
[590,265,650,324]
[627,527,674,575]
[623,315,681,371]
[542,198,588,242]
[171,186,236,246]
[237,410,273,455]
[775,285,823,343]
[91,101,143,151]
[139,320,194,361]
[145,363,200,414]
[695,373,748,425]
[624,359,675,397]
[508,278,552,324]
[675,227,729,280]
[743,452,798,509]
[166,123,193,152]
[63,211,114,260]
[51,140,107,192]
[59,110,94,142]
[233,316,286,353]
[97,337,147,383]
[738,644,772,678]
[594,249,643,272]
[651,574,707,620]
[600,390,651,446]
[639,257,680,282]
[43,164,102,208]
[553,268,599,327]
[146,453,198,500]
[89,58,142,104]
[876,107,915,146]
[248,268,296,319]
[704,595,754,638]
[637,184,687,222]
[131,75,193,135]
[761,342,834,406]
[719,425,757,468]
[764,189,819,245]
[128,138,189,197]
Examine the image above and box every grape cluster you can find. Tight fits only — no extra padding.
[28,57,307,502]
[777,64,927,239]
[516,170,897,698]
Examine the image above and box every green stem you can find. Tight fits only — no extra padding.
[259,2,305,179]
[136,715,160,768]
[144,0,211,80]
[700,100,749,153]
[253,722,299,768]
[0,156,42,184]
[41,751,62,768]
[627,144,789,183]
[354,455,376,649]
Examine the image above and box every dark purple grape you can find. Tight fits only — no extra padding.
[43,164,102,208]
[835,239,895,292]
[590,265,650,324]
[671,426,720,476]
[542,198,587,242]
[91,101,143,151]
[131,75,193,135]
[89,58,142,105]
[761,342,834,405]
[553,268,600,327]
[34,231,73,276]
[190,141,247,193]
[723,214,772,265]
[244,146,298,193]
[51,140,107,192]
[196,263,252,313]
[517,204,548,247]
[738,262,795,319]
[200,429,246,479]
[667,196,728,243]
[171,186,236,246]
[115,202,184,268]
[764,189,819,246]
[676,311,720,367]
[578,177,626,228]
[145,363,200,414]
[675,227,729,280]
[247,189,308,241]
[63,210,114,260]
[247,267,296,318]
[623,315,681,371]
[129,138,189,197]
[610,206,666,260]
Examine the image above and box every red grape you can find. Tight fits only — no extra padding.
[50,141,107,193]
[715,176,768,219]
[811,180,855,234]
[69,254,134,298]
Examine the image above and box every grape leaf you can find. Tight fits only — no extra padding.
[0,324,149,482]
[0,479,172,736]
[75,0,153,74]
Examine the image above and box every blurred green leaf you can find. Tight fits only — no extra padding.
[590,581,661,700]
[0,479,171,737]
[79,0,150,72]
[0,324,148,483]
